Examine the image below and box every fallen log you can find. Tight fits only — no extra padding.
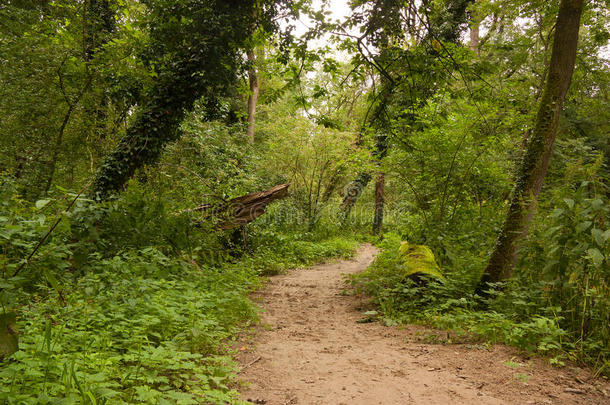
[188,183,290,230]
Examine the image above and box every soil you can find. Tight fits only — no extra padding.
[237,244,609,404]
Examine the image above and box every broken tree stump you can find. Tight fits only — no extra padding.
[188,183,290,230]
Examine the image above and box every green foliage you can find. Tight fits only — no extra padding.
[344,0,609,377]
[517,156,610,372]
[350,235,571,358]
[383,90,515,246]
[350,234,446,319]
[0,178,359,403]
[258,102,364,231]
[0,0,150,200]
[353,172,610,373]
[92,0,266,199]
[1,248,255,404]
[240,232,358,275]
[354,137,608,372]
[2,0,609,394]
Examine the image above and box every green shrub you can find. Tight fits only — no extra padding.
[0,180,360,403]
[1,248,258,404]
[352,221,609,376]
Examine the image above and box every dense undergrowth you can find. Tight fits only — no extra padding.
[1,0,609,400]
[0,178,358,404]
[348,129,610,377]
[351,177,610,377]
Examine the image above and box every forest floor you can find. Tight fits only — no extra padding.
[236,244,609,404]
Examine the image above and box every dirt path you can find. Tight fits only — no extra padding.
[237,244,609,404]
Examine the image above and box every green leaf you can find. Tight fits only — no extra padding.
[43,269,62,293]
[563,198,574,209]
[551,208,564,218]
[576,221,592,233]
[587,248,604,267]
[591,229,605,247]
[591,199,604,211]
[44,320,52,352]
[35,199,51,210]
[96,387,120,398]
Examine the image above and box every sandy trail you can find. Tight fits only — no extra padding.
[237,244,609,404]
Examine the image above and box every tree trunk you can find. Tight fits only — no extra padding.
[469,20,479,55]
[479,0,584,288]
[188,183,290,230]
[372,171,385,235]
[340,172,372,219]
[92,1,256,200]
[246,49,259,144]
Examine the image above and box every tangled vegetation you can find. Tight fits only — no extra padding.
[1,0,609,402]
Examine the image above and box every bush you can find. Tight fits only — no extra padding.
[1,248,258,404]
[0,180,360,403]
[351,224,609,376]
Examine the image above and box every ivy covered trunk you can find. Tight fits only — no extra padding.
[92,73,195,199]
[480,0,584,286]
[92,0,257,200]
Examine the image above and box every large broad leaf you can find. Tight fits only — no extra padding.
[591,228,606,247]
[35,199,51,210]
[0,312,18,358]
[397,242,444,281]
[587,248,604,268]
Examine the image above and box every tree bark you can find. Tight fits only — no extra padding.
[372,171,385,235]
[469,20,479,55]
[246,49,259,144]
[188,183,290,230]
[92,1,257,200]
[340,172,372,218]
[479,0,584,288]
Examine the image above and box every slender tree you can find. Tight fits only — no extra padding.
[478,0,585,288]
[372,171,385,234]
[469,24,479,54]
[468,2,480,56]
[246,5,260,145]
[246,49,259,144]
[372,114,389,235]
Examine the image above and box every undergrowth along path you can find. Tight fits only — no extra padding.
[238,244,609,404]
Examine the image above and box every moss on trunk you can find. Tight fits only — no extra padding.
[480,0,585,287]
